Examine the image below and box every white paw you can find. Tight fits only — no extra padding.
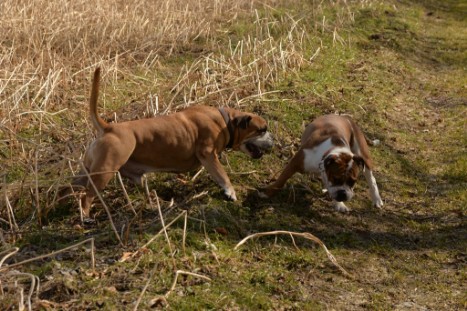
[225,189,237,201]
[258,192,269,199]
[334,201,350,212]
[373,197,383,208]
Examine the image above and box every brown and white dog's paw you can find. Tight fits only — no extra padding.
[373,197,384,209]
[257,186,277,199]
[333,201,351,212]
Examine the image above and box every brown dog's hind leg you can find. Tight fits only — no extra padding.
[80,168,116,218]
[81,136,136,217]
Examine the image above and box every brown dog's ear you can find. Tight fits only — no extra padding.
[233,115,252,129]
[353,155,366,170]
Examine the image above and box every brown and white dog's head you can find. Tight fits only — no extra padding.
[320,147,365,203]
[229,113,273,159]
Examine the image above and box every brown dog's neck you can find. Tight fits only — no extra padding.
[219,107,234,149]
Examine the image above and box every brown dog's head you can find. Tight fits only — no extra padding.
[321,149,365,202]
[230,113,273,159]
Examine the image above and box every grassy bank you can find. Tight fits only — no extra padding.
[1,0,465,310]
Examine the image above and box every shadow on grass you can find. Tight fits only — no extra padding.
[238,186,466,253]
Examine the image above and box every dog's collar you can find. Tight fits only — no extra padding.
[219,107,234,149]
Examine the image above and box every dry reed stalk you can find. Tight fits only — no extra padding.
[182,211,188,256]
[133,263,159,311]
[4,271,39,311]
[127,210,187,261]
[0,248,19,268]
[0,237,95,272]
[143,179,176,268]
[116,171,137,216]
[3,185,20,234]
[0,240,92,311]
[164,270,212,299]
[33,151,41,226]
[234,230,352,277]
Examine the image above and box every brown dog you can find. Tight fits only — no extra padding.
[73,68,273,217]
[260,114,382,212]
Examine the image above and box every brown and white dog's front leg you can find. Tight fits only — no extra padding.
[198,151,237,201]
[363,169,383,208]
[260,150,304,198]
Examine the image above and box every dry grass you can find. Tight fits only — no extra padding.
[0,0,321,224]
[0,0,258,125]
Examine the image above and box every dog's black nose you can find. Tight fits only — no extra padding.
[336,190,348,202]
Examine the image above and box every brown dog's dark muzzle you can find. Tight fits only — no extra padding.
[247,131,273,159]
[246,142,264,159]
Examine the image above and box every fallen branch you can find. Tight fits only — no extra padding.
[234,230,351,277]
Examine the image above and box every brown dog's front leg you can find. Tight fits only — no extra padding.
[198,151,237,201]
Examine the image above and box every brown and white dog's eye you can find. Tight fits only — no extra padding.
[347,179,356,188]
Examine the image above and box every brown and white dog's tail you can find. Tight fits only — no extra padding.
[89,67,109,135]
[365,136,381,147]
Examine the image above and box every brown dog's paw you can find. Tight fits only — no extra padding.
[224,189,237,201]
[83,217,97,226]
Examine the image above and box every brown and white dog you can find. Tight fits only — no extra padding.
[261,114,383,212]
[72,68,273,218]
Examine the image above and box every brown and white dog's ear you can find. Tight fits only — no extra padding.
[324,154,337,167]
[352,155,366,170]
[233,115,252,129]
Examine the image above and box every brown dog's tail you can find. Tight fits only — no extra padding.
[90,67,108,134]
